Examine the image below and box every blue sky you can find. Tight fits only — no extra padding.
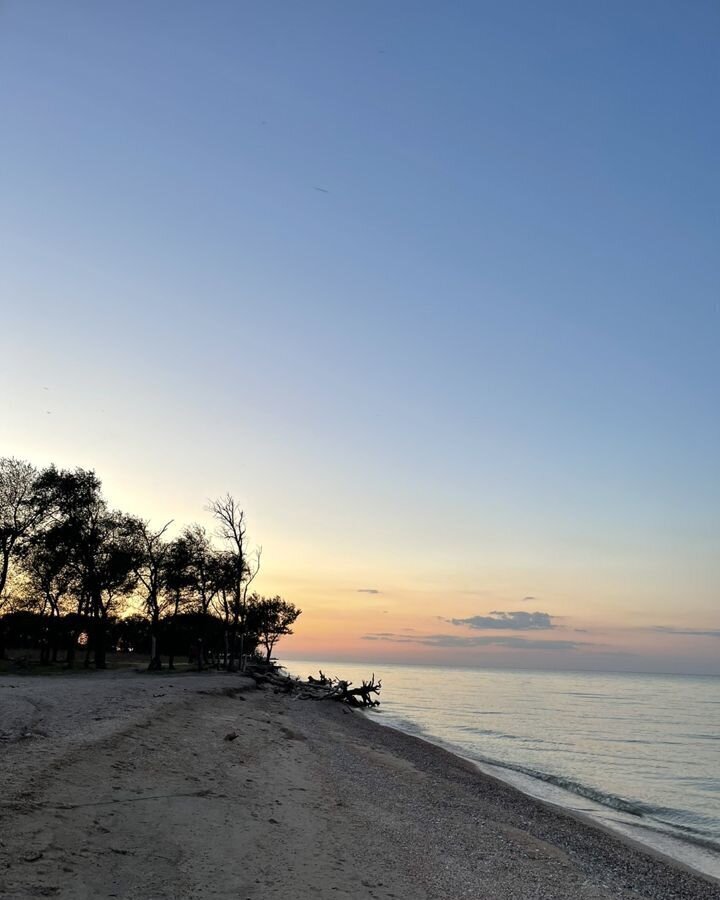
[1,2,718,672]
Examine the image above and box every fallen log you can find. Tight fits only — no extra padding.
[338,675,382,708]
[246,668,382,708]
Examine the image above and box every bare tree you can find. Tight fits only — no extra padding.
[207,495,261,670]
[0,458,45,610]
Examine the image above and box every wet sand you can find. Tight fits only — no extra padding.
[1,671,718,899]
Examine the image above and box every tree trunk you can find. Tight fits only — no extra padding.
[228,629,237,672]
[148,623,162,670]
[0,546,11,601]
[49,613,59,664]
[94,623,107,668]
[93,594,107,669]
[167,616,175,669]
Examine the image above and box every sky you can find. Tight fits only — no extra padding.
[1,1,718,674]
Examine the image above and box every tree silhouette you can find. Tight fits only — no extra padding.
[162,534,194,669]
[209,549,238,668]
[208,495,261,670]
[0,458,47,610]
[34,468,139,668]
[21,526,75,663]
[182,524,219,669]
[251,595,301,664]
[128,518,173,670]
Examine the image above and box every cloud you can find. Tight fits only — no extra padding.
[361,632,584,651]
[357,588,381,595]
[521,596,535,602]
[652,626,720,638]
[447,610,555,631]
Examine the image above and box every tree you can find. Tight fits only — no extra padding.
[128,518,173,670]
[182,525,217,613]
[159,611,224,666]
[20,527,75,663]
[182,524,219,670]
[207,495,261,670]
[0,458,46,610]
[84,510,139,668]
[34,467,139,668]
[162,534,194,669]
[251,595,301,664]
[209,549,238,668]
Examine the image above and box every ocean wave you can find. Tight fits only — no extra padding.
[625,816,720,854]
[462,754,720,849]
[472,755,657,816]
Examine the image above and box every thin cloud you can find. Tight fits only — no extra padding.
[653,626,720,638]
[362,632,584,651]
[447,611,555,631]
[521,596,535,602]
[357,588,381,594]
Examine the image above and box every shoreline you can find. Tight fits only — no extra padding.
[366,709,720,882]
[1,670,719,899]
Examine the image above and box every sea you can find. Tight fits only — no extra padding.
[285,660,720,881]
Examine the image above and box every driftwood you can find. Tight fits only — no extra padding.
[247,668,382,708]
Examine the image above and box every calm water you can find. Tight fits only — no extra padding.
[286,660,720,879]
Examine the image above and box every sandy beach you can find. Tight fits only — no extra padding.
[1,671,718,900]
